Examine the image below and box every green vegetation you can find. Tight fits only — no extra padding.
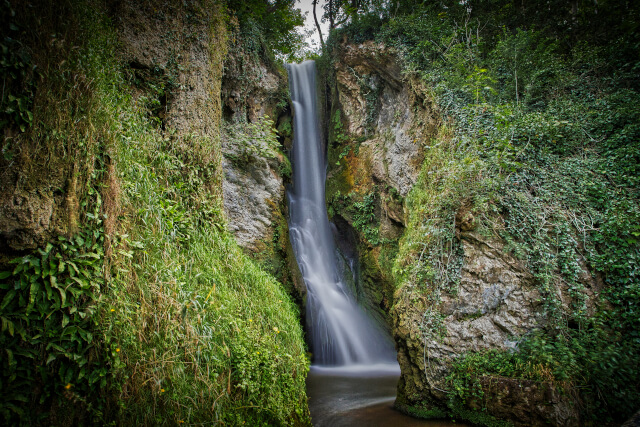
[0,212,110,423]
[225,0,305,60]
[223,115,281,164]
[0,0,309,425]
[109,92,308,425]
[3,0,639,423]
[324,0,640,423]
[330,190,383,246]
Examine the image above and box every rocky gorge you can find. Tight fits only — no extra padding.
[1,0,638,425]
[217,32,607,424]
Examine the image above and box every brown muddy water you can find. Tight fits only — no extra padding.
[306,365,464,427]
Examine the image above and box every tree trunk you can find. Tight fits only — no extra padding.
[329,0,335,29]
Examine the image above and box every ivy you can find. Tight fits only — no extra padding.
[0,194,111,424]
[223,115,281,165]
[0,3,37,137]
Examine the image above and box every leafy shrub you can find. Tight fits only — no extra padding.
[0,195,111,424]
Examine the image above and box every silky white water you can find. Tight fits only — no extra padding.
[286,60,396,367]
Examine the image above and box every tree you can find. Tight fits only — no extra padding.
[225,0,305,56]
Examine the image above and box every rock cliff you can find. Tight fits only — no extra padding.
[392,231,587,426]
[324,40,439,323]
[220,25,287,252]
[326,40,598,426]
[219,26,302,297]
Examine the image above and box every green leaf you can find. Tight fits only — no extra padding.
[68,261,79,276]
[1,289,16,310]
[71,276,89,289]
[57,287,66,306]
[1,316,15,336]
[46,354,57,365]
[47,342,65,353]
[27,281,40,313]
[44,278,53,301]
[12,262,24,275]
[80,252,100,259]
[50,274,59,289]
[0,271,11,280]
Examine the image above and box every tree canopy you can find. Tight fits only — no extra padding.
[225,0,305,57]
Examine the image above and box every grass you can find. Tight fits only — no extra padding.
[97,4,311,423]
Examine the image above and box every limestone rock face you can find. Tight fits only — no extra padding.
[334,41,437,198]
[221,152,284,252]
[219,32,288,253]
[394,232,542,394]
[393,232,582,426]
[116,5,294,285]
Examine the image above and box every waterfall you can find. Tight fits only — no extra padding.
[287,60,396,367]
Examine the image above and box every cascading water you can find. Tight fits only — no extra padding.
[286,60,462,427]
[286,60,396,367]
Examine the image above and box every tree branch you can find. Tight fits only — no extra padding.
[313,0,325,50]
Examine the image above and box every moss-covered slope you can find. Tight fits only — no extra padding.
[0,1,310,425]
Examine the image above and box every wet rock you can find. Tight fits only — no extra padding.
[335,41,434,198]
[221,152,284,252]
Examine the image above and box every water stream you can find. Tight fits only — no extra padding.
[286,60,460,426]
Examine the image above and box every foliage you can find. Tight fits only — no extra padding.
[0,33,34,134]
[447,318,640,423]
[328,1,640,423]
[330,190,384,246]
[223,115,281,164]
[0,200,110,424]
[351,192,380,245]
[225,0,305,59]
[331,109,349,145]
[447,349,554,404]
[0,0,311,425]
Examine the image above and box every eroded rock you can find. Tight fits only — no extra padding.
[334,40,436,198]
[221,152,284,252]
[393,232,582,426]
